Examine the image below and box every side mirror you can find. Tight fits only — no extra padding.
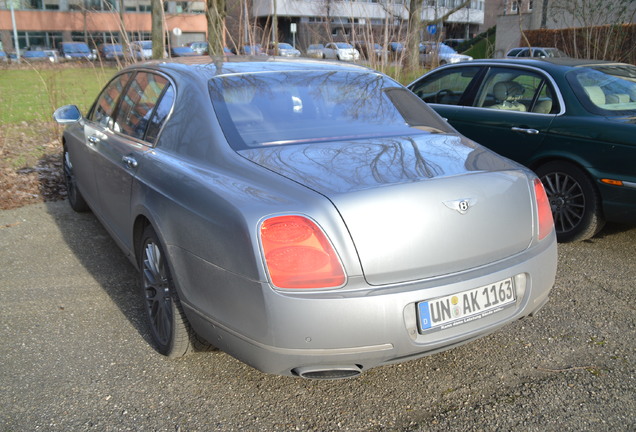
[53,105,82,124]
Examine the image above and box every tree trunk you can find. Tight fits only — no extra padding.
[207,0,227,56]
[151,0,163,59]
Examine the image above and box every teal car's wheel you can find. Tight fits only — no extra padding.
[536,161,605,242]
[139,226,193,357]
[63,148,89,212]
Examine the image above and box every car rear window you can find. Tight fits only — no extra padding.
[567,67,636,115]
[209,71,450,149]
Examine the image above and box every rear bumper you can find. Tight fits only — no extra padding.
[183,236,557,377]
[599,181,636,224]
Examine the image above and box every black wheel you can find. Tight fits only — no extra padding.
[536,161,605,242]
[139,225,193,357]
[63,147,89,212]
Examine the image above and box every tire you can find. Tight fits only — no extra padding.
[536,161,605,242]
[63,147,89,212]
[139,225,194,358]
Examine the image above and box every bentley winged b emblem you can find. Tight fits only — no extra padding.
[443,198,477,215]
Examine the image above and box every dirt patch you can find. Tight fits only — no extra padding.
[0,122,66,210]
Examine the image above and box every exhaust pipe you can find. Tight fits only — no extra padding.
[292,365,362,380]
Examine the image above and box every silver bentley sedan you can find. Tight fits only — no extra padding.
[53,57,557,379]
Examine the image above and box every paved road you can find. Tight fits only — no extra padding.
[1,200,634,431]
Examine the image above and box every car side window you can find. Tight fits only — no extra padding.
[474,67,559,114]
[145,85,175,144]
[89,72,132,128]
[410,66,481,105]
[114,72,170,141]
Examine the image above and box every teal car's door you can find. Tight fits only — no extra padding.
[410,65,562,165]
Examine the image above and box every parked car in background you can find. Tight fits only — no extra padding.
[305,43,325,58]
[322,42,359,61]
[388,42,404,58]
[130,41,152,60]
[98,43,125,61]
[353,41,388,60]
[267,42,301,57]
[420,42,473,66]
[505,47,568,59]
[242,44,265,55]
[52,57,556,379]
[170,46,198,57]
[408,58,636,242]
[59,42,96,61]
[43,49,60,63]
[186,41,208,55]
[22,50,51,62]
[0,50,7,62]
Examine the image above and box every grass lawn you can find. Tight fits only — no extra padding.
[0,65,116,125]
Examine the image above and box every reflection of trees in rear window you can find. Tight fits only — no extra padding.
[210,71,443,148]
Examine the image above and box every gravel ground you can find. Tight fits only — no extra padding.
[1,200,634,431]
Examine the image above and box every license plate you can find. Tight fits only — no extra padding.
[418,278,515,333]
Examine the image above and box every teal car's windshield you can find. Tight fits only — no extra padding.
[209,71,450,149]
[568,66,636,115]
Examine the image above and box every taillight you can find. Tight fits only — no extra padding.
[260,215,346,289]
[534,178,553,240]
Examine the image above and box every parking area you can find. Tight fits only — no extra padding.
[1,200,634,431]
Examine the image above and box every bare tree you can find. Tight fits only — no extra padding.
[404,0,472,71]
[544,0,635,60]
[151,0,163,59]
[207,0,227,56]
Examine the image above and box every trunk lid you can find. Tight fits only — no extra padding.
[240,134,534,285]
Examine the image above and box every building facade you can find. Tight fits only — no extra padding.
[0,0,206,53]
[1,0,487,54]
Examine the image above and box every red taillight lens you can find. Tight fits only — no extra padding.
[534,178,554,240]
[260,215,346,289]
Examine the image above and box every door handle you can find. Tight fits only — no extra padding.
[511,127,539,135]
[87,135,100,145]
[122,156,138,169]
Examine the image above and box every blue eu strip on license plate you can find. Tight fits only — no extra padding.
[418,278,515,333]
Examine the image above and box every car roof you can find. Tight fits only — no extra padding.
[123,56,372,78]
[450,58,630,69]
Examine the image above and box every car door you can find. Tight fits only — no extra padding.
[75,72,133,212]
[455,66,560,164]
[92,71,173,248]
[411,65,560,165]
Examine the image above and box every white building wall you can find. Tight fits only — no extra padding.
[253,0,483,25]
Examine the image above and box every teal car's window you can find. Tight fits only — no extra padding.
[114,72,170,141]
[409,66,481,105]
[475,67,559,114]
[209,71,451,149]
[90,72,132,128]
[567,67,636,115]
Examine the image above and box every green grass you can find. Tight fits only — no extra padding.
[0,63,426,125]
[0,65,116,125]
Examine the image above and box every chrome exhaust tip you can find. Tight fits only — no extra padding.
[292,365,363,380]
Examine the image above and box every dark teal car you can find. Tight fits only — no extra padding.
[408,58,636,242]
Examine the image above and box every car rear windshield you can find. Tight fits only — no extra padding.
[568,67,636,115]
[209,70,449,149]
